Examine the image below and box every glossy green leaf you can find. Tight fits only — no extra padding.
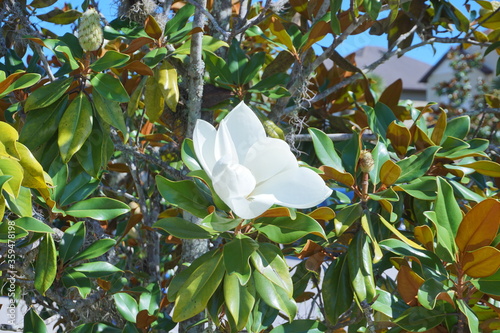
[74,121,110,177]
[394,177,437,200]
[114,293,139,323]
[144,73,165,122]
[143,47,167,68]
[443,116,469,140]
[269,320,326,333]
[363,102,397,141]
[62,271,92,298]
[394,306,445,332]
[472,270,500,296]
[164,4,195,37]
[59,172,99,206]
[181,138,201,171]
[91,73,130,102]
[254,212,326,244]
[396,146,440,183]
[5,186,32,217]
[70,238,116,263]
[90,50,130,72]
[72,261,122,277]
[457,299,479,333]
[246,299,279,333]
[153,217,213,239]
[172,249,225,322]
[254,270,297,321]
[0,73,41,98]
[92,88,127,135]
[417,278,450,310]
[20,96,68,151]
[59,221,85,263]
[24,308,48,333]
[223,234,259,285]
[34,234,57,295]
[200,212,241,232]
[348,231,376,303]
[24,77,72,111]
[156,175,211,218]
[322,254,353,326]
[369,140,389,185]
[224,273,255,331]
[65,197,130,220]
[308,128,344,172]
[372,289,410,319]
[15,217,53,233]
[58,92,93,163]
[250,243,293,297]
[334,203,362,236]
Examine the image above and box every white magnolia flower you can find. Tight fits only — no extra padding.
[193,102,332,219]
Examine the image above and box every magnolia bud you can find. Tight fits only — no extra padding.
[78,8,103,52]
[359,150,374,173]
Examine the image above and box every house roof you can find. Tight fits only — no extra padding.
[353,46,431,91]
[419,46,494,83]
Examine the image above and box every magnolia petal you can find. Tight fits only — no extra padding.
[243,137,297,184]
[251,167,332,209]
[193,120,217,176]
[214,120,238,163]
[228,195,275,220]
[212,157,256,207]
[222,102,266,163]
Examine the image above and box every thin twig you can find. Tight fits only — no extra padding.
[184,0,230,41]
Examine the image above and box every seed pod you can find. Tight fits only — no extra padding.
[358,149,374,173]
[78,8,103,52]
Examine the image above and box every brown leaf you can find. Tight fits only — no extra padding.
[144,15,163,40]
[136,309,157,329]
[462,246,500,278]
[379,160,401,186]
[397,265,424,306]
[414,225,434,252]
[456,199,500,254]
[431,110,447,145]
[319,165,355,187]
[296,239,323,259]
[122,37,155,54]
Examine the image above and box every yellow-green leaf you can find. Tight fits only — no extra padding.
[379,214,425,250]
[456,199,500,253]
[414,225,434,251]
[269,16,297,54]
[157,62,179,112]
[58,92,93,163]
[431,110,447,145]
[144,75,165,123]
[0,159,24,197]
[16,142,47,189]
[379,160,401,186]
[0,121,20,158]
[459,160,500,177]
[387,121,410,157]
[462,246,500,278]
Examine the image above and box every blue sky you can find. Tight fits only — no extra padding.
[32,0,481,65]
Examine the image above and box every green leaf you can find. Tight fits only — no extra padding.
[62,271,92,298]
[181,138,201,171]
[5,186,33,217]
[24,77,72,111]
[363,0,382,19]
[114,293,139,323]
[156,175,211,218]
[223,234,259,284]
[200,212,241,232]
[394,306,445,332]
[254,212,327,244]
[308,128,344,171]
[59,221,86,263]
[472,270,500,296]
[59,173,99,206]
[246,299,279,333]
[24,308,48,333]
[417,278,450,310]
[241,52,265,85]
[164,4,195,37]
[15,217,53,233]
[250,243,293,297]
[75,120,111,177]
[0,73,41,98]
[29,0,57,8]
[143,47,167,68]
[254,270,297,321]
[91,73,130,102]
[172,249,225,322]
[269,320,327,333]
[322,254,353,325]
[92,89,128,135]
[334,202,362,236]
[443,116,469,141]
[456,299,479,333]
[20,95,68,151]
[90,51,130,72]
[396,146,440,183]
[37,8,81,24]
[224,273,256,331]
[65,197,130,220]
[363,102,397,141]
[348,231,376,303]
[368,140,389,185]
[372,289,410,319]
[426,177,461,262]
[72,261,122,277]
[70,238,116,263]
[58,92,93,163]
[153,217,213,239]
[394,177,437,200]
[34,234,57,295]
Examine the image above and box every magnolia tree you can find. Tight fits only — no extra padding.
[1,0,500,332]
